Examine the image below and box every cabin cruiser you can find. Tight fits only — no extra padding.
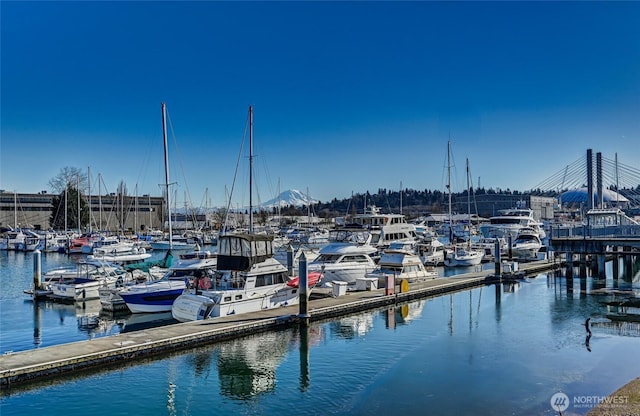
[366,242,438,286]
[479,208,545,241]
[308,242,378,290]
[510,227,543,260]
[417,238,446,266]
[171,234,302,322]
[470,237,508,261]
[331,205,418,251]
[48,260,129,301]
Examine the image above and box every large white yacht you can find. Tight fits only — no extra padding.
[479,208,546,240]
[308,242,378,289]
[330,205,418,250]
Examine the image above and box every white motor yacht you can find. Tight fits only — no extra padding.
[510,227,543,260]
[308,242,378,289]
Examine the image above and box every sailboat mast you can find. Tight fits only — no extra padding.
[64,186,68,233]
[466,158,471,248]
[135,184,138,234]
[98,174,102,231]
[77,174,81,233]
[87,166,91,233]
[249,105,254,234]
[447,140,452,242]
[161,102,173,248]
[13,191,17,228]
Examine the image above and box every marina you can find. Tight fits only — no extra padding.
[1,246,639,415]
[1,254,556,387]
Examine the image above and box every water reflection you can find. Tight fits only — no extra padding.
[28,299,179,346]
[216,330,293,400]
[330,313,374,339]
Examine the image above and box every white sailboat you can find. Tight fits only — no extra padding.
[148,103,196,252]
[444,144,483,267]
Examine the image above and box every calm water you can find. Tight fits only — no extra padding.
[1,250,640,415]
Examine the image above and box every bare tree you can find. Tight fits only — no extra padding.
[48,167,88,194]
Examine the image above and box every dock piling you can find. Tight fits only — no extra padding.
[298,251,309,325]
[286,244,294,275]
[32,249,42,297]
[494,240,502,277]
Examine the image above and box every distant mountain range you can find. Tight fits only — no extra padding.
[260,189,318,208]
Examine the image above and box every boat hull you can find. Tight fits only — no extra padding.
[119,288,186,313]
[50,278,107,301]
[172,286,300,322]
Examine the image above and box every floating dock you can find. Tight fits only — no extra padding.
[0,259,559,388]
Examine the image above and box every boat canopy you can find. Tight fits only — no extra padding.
[217,234,274,271]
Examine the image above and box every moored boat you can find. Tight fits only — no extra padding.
[171,233,300,322]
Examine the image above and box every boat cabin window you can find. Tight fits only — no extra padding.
[342,255,371,263]
[317,254,341,262]
[255,272,287,287]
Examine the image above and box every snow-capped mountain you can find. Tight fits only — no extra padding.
[260,189,318,208]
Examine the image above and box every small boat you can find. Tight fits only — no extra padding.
[417,238,446,266]
[48,260,129,301]
[510,227,543,260]
[366,243,438,286]
[286,271,323,288]
[117,250,217,313]
[444,245,484,267]
[88,246,152,266]
[150,235,197,251]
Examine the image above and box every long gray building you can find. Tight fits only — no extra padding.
[0,190,166,232]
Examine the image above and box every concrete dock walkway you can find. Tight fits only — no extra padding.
[0,259,559,388]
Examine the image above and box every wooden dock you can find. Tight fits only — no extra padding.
[0,259,559,388]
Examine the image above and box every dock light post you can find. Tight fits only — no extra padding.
[298,251,310,325]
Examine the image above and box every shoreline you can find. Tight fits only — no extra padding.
[587,377,640,416]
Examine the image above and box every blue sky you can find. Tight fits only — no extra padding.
[2,1,639,208]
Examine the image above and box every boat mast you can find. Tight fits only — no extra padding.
[64,185,68,233]
[400,180,403,215]
[466,158,471,249]
[98,174,102,231]
[135,183,138,235]
[161,102,173,248]
[13,191,17,228]
[148,194,153,231]
[447,140,452,243]
[249,105,254,234]
[87,166,91,233]
[76,174,81,233]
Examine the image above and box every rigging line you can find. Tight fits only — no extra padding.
[224,109,250,226]
[165,108,196,215]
